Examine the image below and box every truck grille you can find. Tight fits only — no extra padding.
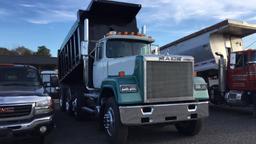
[145,61,193,103]
[0,105,32,118]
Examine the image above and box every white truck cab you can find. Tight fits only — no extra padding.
[93,32,154,88]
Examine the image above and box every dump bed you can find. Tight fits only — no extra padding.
[58,0,141,86]
[160,19,256,72]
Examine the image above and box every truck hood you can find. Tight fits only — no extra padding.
[108,56,137,76]
[0,86,45,97]
[0,95,49,105]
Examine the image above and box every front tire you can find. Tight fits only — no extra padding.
[175,120,202,136]
[103,97,128,144]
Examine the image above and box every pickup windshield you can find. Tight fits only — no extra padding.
[106,39,151,58]
[0,67,42,87]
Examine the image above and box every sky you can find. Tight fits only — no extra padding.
[1,0,256,57]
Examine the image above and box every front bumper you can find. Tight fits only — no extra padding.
[119,101,209,125]
[0,116,53,139]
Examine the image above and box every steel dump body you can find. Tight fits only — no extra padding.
[160,19,256,72]
[58,0,141,87]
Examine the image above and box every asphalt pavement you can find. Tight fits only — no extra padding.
[5,105,256,144]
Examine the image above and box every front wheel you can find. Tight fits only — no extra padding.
[103,97,128,144]
[175,120,202,136]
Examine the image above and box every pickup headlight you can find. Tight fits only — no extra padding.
[35,97,53,115]
[120,84,138,93]
[194,84,207,91]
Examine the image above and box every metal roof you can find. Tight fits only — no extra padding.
[0,55,57,65]
[160,19,256,50]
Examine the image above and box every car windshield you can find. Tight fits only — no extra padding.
[0,66,42,87]
[106,39,151,58]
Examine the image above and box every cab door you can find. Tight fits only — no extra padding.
[93,42,108,88]
[228,53,248,90]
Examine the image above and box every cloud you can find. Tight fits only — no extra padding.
[20,3,36,8]
[119,0,256,24]
[26,19,49,24]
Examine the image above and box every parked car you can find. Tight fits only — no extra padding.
[0,64,54,144]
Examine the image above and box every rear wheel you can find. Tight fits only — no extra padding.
[59,88,66,112]
[103,97,128,144]
[65,88,73,115]
[175,120,202,136]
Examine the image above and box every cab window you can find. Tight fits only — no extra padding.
[96,42,104,60]
[235,54,247,68]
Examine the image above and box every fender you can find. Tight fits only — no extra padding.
[100,76,143,105]
[193,77,209,100]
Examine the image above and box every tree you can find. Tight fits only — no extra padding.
[14,46,33,56]
[0,47,16,56]
[35,46,51,57]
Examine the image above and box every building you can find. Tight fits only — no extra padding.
[0,55,58,70]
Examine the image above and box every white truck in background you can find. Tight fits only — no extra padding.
[160,19,256,115]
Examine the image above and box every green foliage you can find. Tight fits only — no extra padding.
[35,46,51,57]
[0,45,52,57]
[14,46,33,56]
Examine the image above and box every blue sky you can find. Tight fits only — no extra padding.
[1,0,256,56]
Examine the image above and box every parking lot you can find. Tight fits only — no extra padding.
[32,105,256,144]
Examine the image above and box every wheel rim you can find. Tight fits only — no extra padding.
[59,99,63,108]
[104,107,115,136]
[66,101,69,111]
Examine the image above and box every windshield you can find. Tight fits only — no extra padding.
[0,67,42,87]
[106,39,151,58]
[251,51,256,62]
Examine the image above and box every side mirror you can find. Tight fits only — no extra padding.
[151,44,160,55]
[50,76,58,87]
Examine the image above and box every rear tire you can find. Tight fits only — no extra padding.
[103,97,128,144]
[59,88,66,112]
[175,120,202,136]
[66,88,73,115]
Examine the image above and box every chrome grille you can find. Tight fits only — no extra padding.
[145,61,193,102]
[0,105,32,118]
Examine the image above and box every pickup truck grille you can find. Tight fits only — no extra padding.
[145,61,193,103]
[0,105,32,118]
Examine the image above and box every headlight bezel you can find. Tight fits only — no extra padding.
[35,97,53,115]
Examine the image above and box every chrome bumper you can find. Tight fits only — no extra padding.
[119,101,209,125]
[0,116,53,132]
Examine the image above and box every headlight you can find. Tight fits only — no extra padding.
[194,84,207,91]
[35,97,53,115]
[120,84,138,93]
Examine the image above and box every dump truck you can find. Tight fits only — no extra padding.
[58,0,209,143]
[160,19,256,115]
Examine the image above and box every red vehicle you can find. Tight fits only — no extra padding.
[160,19,256,115]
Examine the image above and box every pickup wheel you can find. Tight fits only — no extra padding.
[175,120,202,136]
[103,97,128,144]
